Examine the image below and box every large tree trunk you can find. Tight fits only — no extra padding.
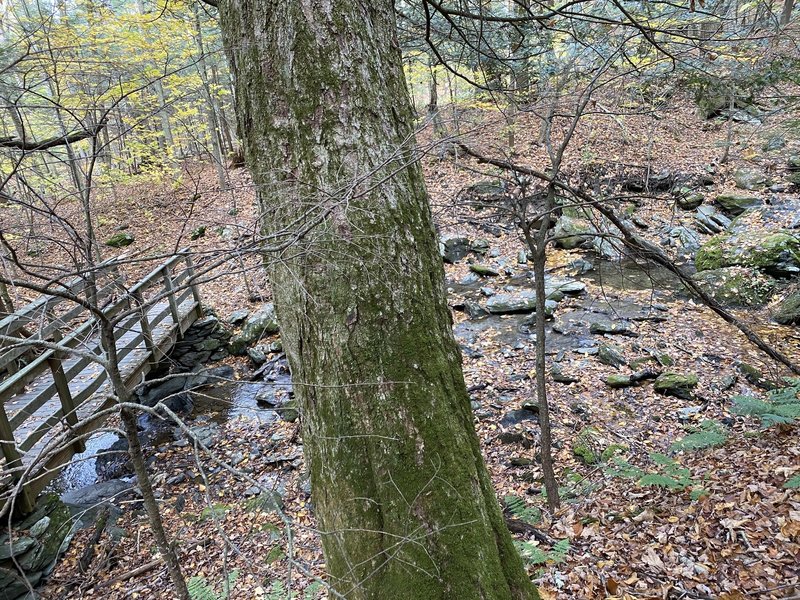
[218,2,537,599]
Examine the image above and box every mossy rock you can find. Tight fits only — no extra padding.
[732,168,770,191]
[572,427,617,465]
[553,215,595,249]
[715,194,761,216]
[104,232,134,248]
[598,344,626,367]
[469,264,500,277]
[605,374,633,388]
[692,267,776,307]
[654,372,698,399]
[695,231,800,277]
[774,290,800,325]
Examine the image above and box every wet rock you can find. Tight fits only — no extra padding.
[61,479,133,508]
[654,372,698,399]
[692,267,776,307]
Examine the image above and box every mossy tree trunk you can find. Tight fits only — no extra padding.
[217,2,538,598]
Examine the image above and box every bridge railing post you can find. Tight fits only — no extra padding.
[132,289,157,367]
[46,328,85,454]
[0,404,34,513]
[161,266,182,337]
[183,253,204,319]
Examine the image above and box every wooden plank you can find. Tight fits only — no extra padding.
[161,267,182,336]
[46,329,84,454]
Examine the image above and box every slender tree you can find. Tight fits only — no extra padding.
[216,1,538,598]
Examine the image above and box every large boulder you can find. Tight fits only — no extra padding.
[229,303,279,355]
[692,267,776,307]
[695,231,800,277]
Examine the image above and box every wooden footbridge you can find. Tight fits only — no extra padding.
[0,251,202,513]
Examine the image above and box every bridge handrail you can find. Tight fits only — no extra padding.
[0,250,202,513]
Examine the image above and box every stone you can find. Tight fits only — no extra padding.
[190,225,206,240]
[440,234,471,264]
[571,426,608,465]
[654,372,699,399]
[694,205,731,234]
[247,345,268,365]
[762,135,786,152]
[774,290,800,325]
[517,250,528,264]
[589,319,632,336]
[485,290,537,314]
[733,168,770,191]
[104,232,134,248]
[62,479,133,507]
[229,303,279,355]
[553,215,595,249]
[551,364,579,383]
[227,309,250,325]
[605,374,633,388]
[470,239,491,254]
[666,226,701,256]
[692,267,776,307]
[676,192,704,210]
[695,230,800,277]
[464,300,488,320]
[598,344,626,367]
[479,287,495,297]
[277,399,299,422]
[715,193,761,216]
[29,517,50,539]
[500,409,538,426]
[788,154,800,170]
[0,537,35,560]
[469,264,500,277]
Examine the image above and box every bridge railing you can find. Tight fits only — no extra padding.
[0,250,202,513]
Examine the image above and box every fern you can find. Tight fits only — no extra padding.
[262,581,322,599]
[188,577,216,600]
[605,453,704,497]
[514,539,570,567]
[785,474,800,489]
[504,495,541,524]
[670,420,728,452]
[188,570,239,600]
[732,379,800,428]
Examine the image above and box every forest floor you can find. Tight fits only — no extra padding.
[25,93,800,599]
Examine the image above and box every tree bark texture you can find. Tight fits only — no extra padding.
[218,2,538,599]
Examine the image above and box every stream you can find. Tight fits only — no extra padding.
[52,255,682,497]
